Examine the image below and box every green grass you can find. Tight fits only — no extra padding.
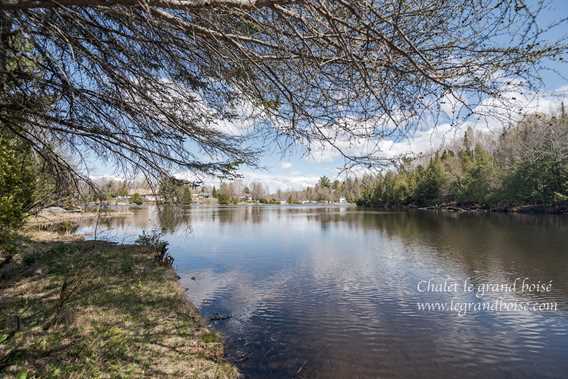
[0,239,238,378]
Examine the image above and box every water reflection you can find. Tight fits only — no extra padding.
[78,207,568,378]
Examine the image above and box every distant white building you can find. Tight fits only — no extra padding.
[339,197,347,204]
[143,194,161,202]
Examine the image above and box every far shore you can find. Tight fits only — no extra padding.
[24,202,355,226]
[358,202,568,215]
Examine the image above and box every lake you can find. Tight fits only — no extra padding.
[77,206,568,378]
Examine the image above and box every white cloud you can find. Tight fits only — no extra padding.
[308,85,568,162]
[89,174,125,182]
[280,161,293,169]
[241,171,320,192]
[173,169,320,192]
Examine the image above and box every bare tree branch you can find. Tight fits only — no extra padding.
[0,0,292,11]
[0,0,566,190]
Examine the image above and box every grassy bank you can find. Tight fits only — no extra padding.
[0,236,238,378]
[26,207,135,226]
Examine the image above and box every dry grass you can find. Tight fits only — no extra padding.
[0,238,238,378]
[26,208,134,227]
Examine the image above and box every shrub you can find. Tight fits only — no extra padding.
[216,192,232,205]
[129,193,144,206]
[135,230,173,266]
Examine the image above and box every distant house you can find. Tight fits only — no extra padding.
[126,188,161,203]
[191,192,213,202]
[143,194,161,202]
[128,188,152,196]
[301,200,318,204]
[339,197,347,204]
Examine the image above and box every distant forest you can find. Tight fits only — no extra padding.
[356,110,568,211]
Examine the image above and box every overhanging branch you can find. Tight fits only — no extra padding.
[0,0,292,10]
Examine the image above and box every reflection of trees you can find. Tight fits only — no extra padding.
[307,211,344,230]
[74,207,151,230]
[320,210,568,296]
[217,208,236,225]
[74,206,568,301]
[192,206,269,225]
[246,207,265,224]
[158,206,192,234]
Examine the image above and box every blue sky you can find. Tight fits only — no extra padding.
[90,1,568,192]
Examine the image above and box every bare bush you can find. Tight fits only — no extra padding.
[135,230,174,265]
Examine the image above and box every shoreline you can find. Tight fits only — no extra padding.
[25,206,135,226]
[357,202,568,215]
[0,233,239,378]
[24,202,355,227]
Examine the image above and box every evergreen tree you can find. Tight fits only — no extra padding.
[181,187,193,205]
[356,109,568,210]
[0,132,37,237]
[414,158,448,206]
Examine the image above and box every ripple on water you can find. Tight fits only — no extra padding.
[78,207,568,378]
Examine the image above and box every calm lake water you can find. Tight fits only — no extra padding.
[77,206,568,378]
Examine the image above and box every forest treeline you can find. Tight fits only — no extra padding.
[356,111,568,211]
